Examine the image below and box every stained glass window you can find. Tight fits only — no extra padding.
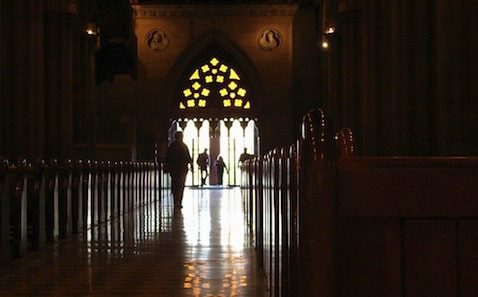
[179,57,251,110]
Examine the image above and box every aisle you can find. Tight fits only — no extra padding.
[0,187,266,296]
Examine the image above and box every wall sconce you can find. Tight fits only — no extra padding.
[321,24,335,50]
[324,26,336,35]
[320,0,335,51]
[86,23,99,37]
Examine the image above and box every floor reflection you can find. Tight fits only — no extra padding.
[181,188,255,297]
[0,186,265,297]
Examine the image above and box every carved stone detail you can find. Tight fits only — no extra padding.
[134,4,298,19]
[258,29,281,51]
[146,29,169,52]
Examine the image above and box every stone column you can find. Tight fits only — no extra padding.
[0,0,5,155]
[2,1,45,159]
[44,1,77,159]
[73,0,97,159]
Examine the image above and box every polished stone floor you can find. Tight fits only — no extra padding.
[0,187,266,296]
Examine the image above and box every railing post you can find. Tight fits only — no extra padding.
[9,160,28,258]
[297,109,336,297]
[256,156,264,271]
[111,162,118,220]
[335,127,355,158]
[127,162,133,211]
[106,161,112,222]
[91,161,99,227]
[0,160,11,264]
[27,160,46,251]
[279,147,289,297]
[58,160,73,239]
[288,144,299,297]
[264,152,271,288]
[248,160,254,232]
[83,161,91,231]
[97,161,105,224]
[119,162,125,215]
[272,149,281,297]
[71,160,83,234]
[133,163,137,208]
[46,159,59,242]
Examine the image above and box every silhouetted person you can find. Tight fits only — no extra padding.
[196,148,209,186]
[238,148,253,165]
[215,156,228,186]
[166,131,192,210]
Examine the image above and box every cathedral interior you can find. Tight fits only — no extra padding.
[0,0,477,296]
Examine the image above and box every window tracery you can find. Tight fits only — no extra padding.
[179,57,251,110]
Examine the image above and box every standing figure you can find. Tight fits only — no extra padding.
[166,131,192,210]
[238,148,254,165]
[196,148,209,186]
[215,156,228,186]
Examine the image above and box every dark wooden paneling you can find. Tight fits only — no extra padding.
[330,0,478,155]
[404,220,456,297]
[337,157,478,217]
[458,221,478,297]
[337,218,401,297]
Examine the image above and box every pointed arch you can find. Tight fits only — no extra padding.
[162,32,264,117]
[180,57,251,110]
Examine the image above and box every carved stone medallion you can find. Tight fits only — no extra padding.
[146,29,169,52]
[258,29,281,51]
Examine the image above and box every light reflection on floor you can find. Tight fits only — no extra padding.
[181,187,254,297]
[0,186,265,297]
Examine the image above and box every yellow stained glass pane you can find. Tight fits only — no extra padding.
[201,65,210,73]
[189,69,200,80]
[219,65,228,72]
[179,102,186,109]
[212,69,218,74]
[205,76,213,83]
[244,101,251,109]
[210,58,219,66]
[230,92,236,99]
[198,99,206,107]
[237,88,246,97]
[216,76,224,83]
[183,88,192,97]
[223,99,231,107]
[219,88,228,97]
[194,93,199,99]
[192,82,201,90]
[201,88,210,96]
[228,81,238,90]
[234,99,243,107]
[187,99,195,107]
[229,69,240,80]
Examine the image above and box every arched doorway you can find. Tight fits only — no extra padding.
[168,55,259,186]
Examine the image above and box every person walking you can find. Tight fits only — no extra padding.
[196,148,209,186]
[166,131,192,210]
[215,156,228,186]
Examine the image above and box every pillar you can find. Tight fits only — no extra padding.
[1,1,45,159]
[73,0,97,159]
[44,0,77,159]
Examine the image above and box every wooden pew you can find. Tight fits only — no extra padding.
[27,160,46,251]
[0,160,11,264]
[335,128,478,297]
[242,108,478,297]
[0,158,168,266]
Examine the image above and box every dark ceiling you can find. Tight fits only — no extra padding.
[132,0,296,3]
